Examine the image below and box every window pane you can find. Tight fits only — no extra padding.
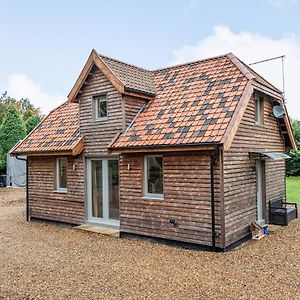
[96,96,107,119]
[255,98,263,125]
[92,160,103,218]
[99,100,107,118]
[108,160,119,220]
[255,99,258,122]
[58,159,67,189]
[147,157,163,194]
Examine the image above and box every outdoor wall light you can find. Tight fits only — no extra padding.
[127,163,131,171]
[72,163,77,171]
[170,219,177,225]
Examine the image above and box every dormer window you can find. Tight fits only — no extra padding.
[94,95,107,120]
[255,96,264,126]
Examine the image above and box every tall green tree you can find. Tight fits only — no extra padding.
[0,106,27,169]
[25,115,42,134]
[286,120,300,176]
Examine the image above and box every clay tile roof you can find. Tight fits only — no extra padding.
[98,53,156,96]
[111,53,251,149]
[11,101,83,155]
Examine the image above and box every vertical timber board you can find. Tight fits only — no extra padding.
[223,94,286,247]
[119,152,222,247]
[28,156,85,224]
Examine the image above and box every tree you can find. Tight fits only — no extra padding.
[0,106,27,169]
[25,115,42,134]
[0,92,17,124]
[20,98,41,121]
[286,120,300,176]
[0,92,42,124]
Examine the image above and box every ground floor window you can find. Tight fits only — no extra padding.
[56,158,67,191]
[144,155,164,199]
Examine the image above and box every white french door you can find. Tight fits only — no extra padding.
[256,160,265,225]
[87,158,119,226]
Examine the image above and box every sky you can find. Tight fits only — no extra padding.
[0,0,300,118]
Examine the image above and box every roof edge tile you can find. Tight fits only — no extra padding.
[226,53,254,80]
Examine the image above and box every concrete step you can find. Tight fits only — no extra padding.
[75,224,120,237]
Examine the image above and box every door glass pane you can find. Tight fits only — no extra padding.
[108,160,119,220]
[92,160,103,218]
[256,161,264,221]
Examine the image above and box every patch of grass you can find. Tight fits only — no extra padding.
[286,177,300,204]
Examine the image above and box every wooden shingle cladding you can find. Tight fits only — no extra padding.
[223,93,286,246]
[28,156,85,224]
[124,95,148,127]
[119,152,223,247]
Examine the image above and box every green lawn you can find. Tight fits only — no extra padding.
[286,177,300,204]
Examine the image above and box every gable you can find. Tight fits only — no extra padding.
[78,66,124,155]
[229,94,286,151]
[225,91,296,151]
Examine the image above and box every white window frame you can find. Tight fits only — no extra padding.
[56,157,67,192]
[93,95,108,121]
[143,155,164,200]
[255,96,264,126]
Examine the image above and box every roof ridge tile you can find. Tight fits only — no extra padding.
[153,53,231,72]
[97,52,152,73]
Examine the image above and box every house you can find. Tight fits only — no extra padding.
[11,50,296,251]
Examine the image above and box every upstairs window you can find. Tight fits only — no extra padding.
[255,96,264,125]
[56,158,67,191]
[144,155,164,199]
[94,95,107,120]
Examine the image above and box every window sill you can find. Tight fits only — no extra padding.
[254,122,264,127]
[142,196,164,201]
[54,189,68,194]
[94,117,108,122]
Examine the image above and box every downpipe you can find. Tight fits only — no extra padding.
[210,147,219,251]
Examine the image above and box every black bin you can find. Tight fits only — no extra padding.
[0,175,6,187]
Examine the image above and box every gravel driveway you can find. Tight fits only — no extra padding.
[0,188,299,300]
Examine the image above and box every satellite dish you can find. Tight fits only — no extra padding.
[272,105,285,118]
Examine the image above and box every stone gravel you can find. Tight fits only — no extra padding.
[0,188,299,300]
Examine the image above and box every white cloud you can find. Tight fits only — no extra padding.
[171,26,300,120]
[6,74,66,114]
